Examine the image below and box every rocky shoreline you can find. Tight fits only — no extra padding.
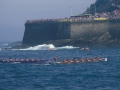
[10,38,120,49]
[42,39,120,47]
[3,32,120,49]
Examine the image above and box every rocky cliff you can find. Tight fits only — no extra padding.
[22,19,120,47]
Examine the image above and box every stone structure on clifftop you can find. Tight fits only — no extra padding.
[22,0,120,47]
[22,9,120,46]
[22,18,120,46]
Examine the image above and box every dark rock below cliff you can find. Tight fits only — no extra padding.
[8,41,22,47]
[11,39,120,49]
[11,36,120,49]
[40,38,120,48]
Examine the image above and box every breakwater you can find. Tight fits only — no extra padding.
[22,19,120,46]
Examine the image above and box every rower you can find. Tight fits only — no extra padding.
[80,58,84,62]
[85,47,89,50]
[85,57,89,62]
[54,56,58,63]
[14,58,17,61]
[96,56,100,61]
[35,58,38,61]
[62,59,67,63]
[40,58,43,60]
[74,58,79,63]
[81,48,84,50]
[91,57,94,62]
[68,58,73,63]
[30,58,34,61]
[25,58,28,61]
[19,58,23,61]
[2,56,5,60]
[2,56,5,61]
[9,58,13,62]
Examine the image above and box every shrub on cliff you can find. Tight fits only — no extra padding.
[85,0,120,15]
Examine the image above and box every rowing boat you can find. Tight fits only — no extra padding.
[0,59,51,64]
[51,58,107,64]
[0,58,107,64]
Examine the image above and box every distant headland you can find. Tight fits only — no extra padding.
[20,0,120,48]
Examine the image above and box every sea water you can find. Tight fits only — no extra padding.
[0,43,120,90]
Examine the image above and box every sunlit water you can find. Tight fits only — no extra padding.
[0,41,120,90]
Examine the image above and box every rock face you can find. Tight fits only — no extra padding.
[70,21,109,40]
[22,20,120,47]
[22,22,58,46]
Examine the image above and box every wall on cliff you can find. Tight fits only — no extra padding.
[109,20,120,40]
[22,20,120,46]
[70,21,109,40]
[22,22,71,46]
[56,22,71,39]
[22,22,58,45]
[70,20,120,41]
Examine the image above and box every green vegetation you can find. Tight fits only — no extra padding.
[85,0,120,15]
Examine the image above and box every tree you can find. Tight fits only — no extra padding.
[84,0,120,15]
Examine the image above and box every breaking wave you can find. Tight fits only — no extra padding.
[13,44,79,50]
[56,46,79,50]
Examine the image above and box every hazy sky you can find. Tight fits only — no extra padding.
[0,0,96,42]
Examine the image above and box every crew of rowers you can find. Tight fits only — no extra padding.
[1,57,43,62]
[1,56,100,63]
[54,56,100,64]
[81,47,89,50]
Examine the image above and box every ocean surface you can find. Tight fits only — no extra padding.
[0,42,120,90]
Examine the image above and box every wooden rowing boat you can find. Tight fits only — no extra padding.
[0,59,51,64]
[0,58,107,64]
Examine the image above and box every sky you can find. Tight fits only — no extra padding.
[0,0,96,42]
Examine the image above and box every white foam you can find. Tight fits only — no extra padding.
[3,44,8,46]
[56,46,79,49]
[13,44,56,50]
[12,44,79,50]
[0,44,8,46]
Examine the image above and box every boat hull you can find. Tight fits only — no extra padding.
[0,60,51,64]
[0,58,107,64]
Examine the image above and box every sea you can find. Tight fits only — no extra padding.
[0,42,120,90]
